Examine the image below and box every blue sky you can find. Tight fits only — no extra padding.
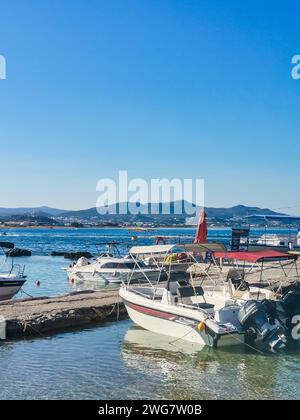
[0,0,299,212]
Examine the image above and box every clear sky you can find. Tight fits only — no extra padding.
[0,0,299,212]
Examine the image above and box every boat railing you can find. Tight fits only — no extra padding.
[10,263,25,277]
[126,252,166,289]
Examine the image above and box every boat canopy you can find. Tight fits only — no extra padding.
[214,249,291,263]
[129,245,176,255]
[180,243,227,253]
[129,242,227,255]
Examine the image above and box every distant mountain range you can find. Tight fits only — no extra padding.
[58,203,285,219]
[0,206,66,217]
[0,203,286,222]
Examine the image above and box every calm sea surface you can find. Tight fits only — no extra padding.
[0,227,299,400]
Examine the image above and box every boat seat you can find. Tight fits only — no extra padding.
[226,268,244,283]
[177,286,214,311]
[177,285,204,298]
[168,279,190,296]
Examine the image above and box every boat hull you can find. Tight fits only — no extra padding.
[0,278,26,301]
[120,288,244,349]
[67,269,161,284]
[125,300,206,345]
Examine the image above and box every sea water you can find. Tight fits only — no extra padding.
[0,227,299,400]
[0,321,300,400]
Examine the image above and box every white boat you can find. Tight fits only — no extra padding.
[0,273,27,301]
[66,255,163,284]
[0,242,27,301]
[119,244,288,352]
[65,243,163,284]
[120,281,245,348]
[247,231,300,251]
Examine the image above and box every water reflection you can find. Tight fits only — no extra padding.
[1,320,300,400]
[69,277,120,292]
[121,326,300,399]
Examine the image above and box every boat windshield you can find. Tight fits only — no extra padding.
[101,261,143,269]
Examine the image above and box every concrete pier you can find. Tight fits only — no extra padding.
[0,290,127,340]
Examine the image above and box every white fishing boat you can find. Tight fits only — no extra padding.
[65,243,163,284]
[120,280,245,348]
[66,255,163,284]
[0,242,27,301]
[119,244,289,352]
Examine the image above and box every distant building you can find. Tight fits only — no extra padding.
[185,216,198,226]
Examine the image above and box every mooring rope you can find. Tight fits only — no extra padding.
[20,288,34,298]
[168,328,195,346]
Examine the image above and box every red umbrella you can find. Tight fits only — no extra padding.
[194,210,208,243]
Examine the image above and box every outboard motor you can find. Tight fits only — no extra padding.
[238,300,287,353]
[274,290,300,344]
[279,290,300,320]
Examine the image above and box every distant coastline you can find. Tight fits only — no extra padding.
[1,224,297,231]
[1,203,298,231]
